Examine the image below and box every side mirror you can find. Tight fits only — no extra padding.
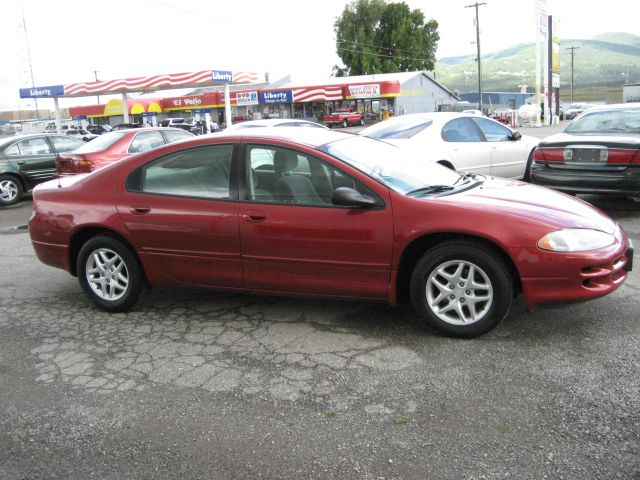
[331,187,379,209]
[510,131,522,141]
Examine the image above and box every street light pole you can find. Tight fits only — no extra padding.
[94,70,100,104]
[565,46,579,102]
[466,2,487,113]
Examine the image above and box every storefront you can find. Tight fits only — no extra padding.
[68,98,163,126]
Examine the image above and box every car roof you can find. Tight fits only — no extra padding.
[214,126,352,147]
[579,103,640,112]
[229,119,321,128]
[0,133,74,147]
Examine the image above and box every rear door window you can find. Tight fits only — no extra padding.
[128,131,166,153]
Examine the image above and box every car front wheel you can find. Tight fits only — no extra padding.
[410,241,513,338]
[77,235,144,312]
[342,119,348,128]
[0,174,24,206]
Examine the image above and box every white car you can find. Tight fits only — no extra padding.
[360,112,539,179]
[225,119,328,131]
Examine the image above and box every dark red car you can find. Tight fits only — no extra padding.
[29,129,633,337]
[55,127,194,175]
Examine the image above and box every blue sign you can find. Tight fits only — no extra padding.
[72,115,86,120]
[211,70,232,83]
[194,109,212,113]
[259,90,293,105]
[19,84,65,98]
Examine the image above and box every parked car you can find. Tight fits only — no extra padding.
[29,128,633,338]
[55,127,194,176]
[0,134,84,205]
[564,103,592,120]
[360,112,539,179]
[64,128,99,142]
[324,108,365,128]
[160,118,186,127]
[111,123,143,131]
[225,119,328,131]
[530,103,640,195]
[86,124,112,135]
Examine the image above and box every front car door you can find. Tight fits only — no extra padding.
[238,143,394,299]
[472,117,528,178]
[115,143,243,288]
[440,118,492,175]
[3,136,57,190]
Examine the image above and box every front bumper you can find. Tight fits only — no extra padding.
[531,161,640,195]
[514,229,633,310]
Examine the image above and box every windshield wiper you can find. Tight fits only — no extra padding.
[406,185,455,197]
[452,172,473,186]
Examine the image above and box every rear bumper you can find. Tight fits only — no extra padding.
[518,231,633,310]
[531,162,640,195]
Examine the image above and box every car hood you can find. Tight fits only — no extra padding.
[446,177,617,234]
[539,132,640,149]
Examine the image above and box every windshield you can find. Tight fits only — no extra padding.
[565,109,640,134]
[319,135,468,195]
[363,118,433,140]
[74,131,127,153]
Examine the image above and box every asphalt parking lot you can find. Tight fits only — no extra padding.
[1,178,639,478]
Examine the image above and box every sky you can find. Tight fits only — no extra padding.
[1,0,637,112]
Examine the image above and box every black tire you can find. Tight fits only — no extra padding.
[360,118,365,126]
[523,150,534,182]
[410,241,513,338]
[342,119,348,128]
[77,235,144,312]
[0,174,24,206]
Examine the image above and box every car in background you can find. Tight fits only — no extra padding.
[29,128,632,338]
[225,119,328,131]
[564,103,592,120]
[86,124,112,135]
[530,103,640,196]
[64,128,98,142]
[160,118,186,128]
[111,123,143,131]
[360,112,539,179]
[0,134,84,205]
[55,127,194,176]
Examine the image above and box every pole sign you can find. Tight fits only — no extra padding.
[19,84,65,98]
[259,90,293,104]
[236,91,259,106]
[211,70,233,83]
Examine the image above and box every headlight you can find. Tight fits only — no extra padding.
[537,228,615,252]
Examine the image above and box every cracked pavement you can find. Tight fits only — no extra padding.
[1,196,639,479]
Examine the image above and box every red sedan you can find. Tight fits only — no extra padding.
[55,127,194,175]
[29,129,633,337]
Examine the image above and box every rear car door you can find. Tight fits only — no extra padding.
[4,136,57,189]
[238,143,393,298]
[472,117,528,178]
[441,118,492,175]
[116,143,242,288]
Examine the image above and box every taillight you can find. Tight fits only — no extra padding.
[56,154,95,174]
[607,148,640,164]
[533,147,564,162]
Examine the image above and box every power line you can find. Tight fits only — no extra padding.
[338,39,429,56]
[337,46,431,63]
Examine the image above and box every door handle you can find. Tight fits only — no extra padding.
[242,211,267,223]
[17,161,26,165]
[129,207,151,215]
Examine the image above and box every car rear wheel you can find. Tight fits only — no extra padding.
[0,174,23,206]
[77,235,144,312]
[342,119,348,128]
[410,241,513,338]
[523,150,534,182]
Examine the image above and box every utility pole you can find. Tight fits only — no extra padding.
[466,2,487,113]
[93,70,101,104]
[566,46,579,102]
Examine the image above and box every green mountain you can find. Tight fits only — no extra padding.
[435,32,640,102]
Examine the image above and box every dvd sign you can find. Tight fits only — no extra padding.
[236,91,258,106]
[348,84,380,99]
